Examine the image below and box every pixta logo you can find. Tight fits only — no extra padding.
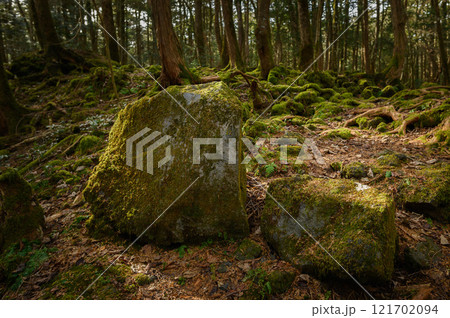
[126,127,324,175]
[126,128,173,175]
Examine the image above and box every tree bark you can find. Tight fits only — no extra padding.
[101,0,120,62]
[116,0,127,64]
[298,0,314,70]
[361,0,372,73]
[150,0,195,87]
[220,0,244,69]
[386,0,408,81]
[214,0,229,68]
[255,0,274,79]
[0,41,27,136]
[194,0,207,65]
[431,0,449,85]
[313,0,324,70]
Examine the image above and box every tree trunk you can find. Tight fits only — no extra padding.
[194,0,207,65]
[86,0,98,53]
[298,0,314,70]
[150,0,195,87]
[431,0,449,85]
[386,0,408,81]
[220,0,244,69]
[101,0,120,62]
[0,41,26,136]
[235,0,246,58]
[361,0,372,73]
[255,0,274,79]
[214,0,229,67]
[313,0,324,70]
[28,0,43,49]
[32,0,84,69]
[116,0,127,64]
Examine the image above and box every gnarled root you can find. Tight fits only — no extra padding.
[344,106,404,127]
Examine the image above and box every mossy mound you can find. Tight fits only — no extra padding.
[381,85,397,98]
[76,135,103,155]
[341,162,367,179]
[377,152,408,167]
[0,169,44,252]
[271,98,304,116]
[84,82,249,245]
[235,238,263,260]
[396,164,450,223]
[324,128,353,140]
[267,270,295,294]
[294,90,320,106]
[268,66,289,85]
[261,176,396,283]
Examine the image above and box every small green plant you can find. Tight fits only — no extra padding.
[385,171,392,178]
[243,268,272,299]
[324,290,332,300]
[210,264,217,280]
[264,163,277,177]
[177,276,186,286]
[0,240,56,290]
[201,239,213,248]
[177,245,188,258]
[426,218,433,227]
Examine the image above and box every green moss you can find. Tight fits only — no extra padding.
[356,117,369,129]
[341,162,367,179]
[361,88,373,99]
[268,66,288,85]
[396,164,449,222]
[134,273,152,286]
[305,71,336,88]
[42,264,133,299]
[0,169,44,252]
[261,177,397,283]
[76,135,103,155]
[377,122,388,133]
[367,117,385,129]
[324,128,352,140]
[377,152,408,167]
[267,270,295,294]
[381,85,397,98]
[404,238,441,270]
[271,98,304,116]
[235,238,262,260]
[245,120,267,138]
[313,102,343,119]
[294,90,319,106]
[330,162,342,172]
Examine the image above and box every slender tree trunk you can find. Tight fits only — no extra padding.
[235,0,246,58]
[194,0,207,65]
[0,37,27,136]
[431,0,449,85]
[101,0,120,62]
[116,0,127,64]
[361,0,372,73]
[255,0,274,79]
[314,0,324,70]
[298,0,314,70]
[214,0,229,67]
[150,0,195,87]
[386,0,408,81]
[28,0,43,49]
[220,0,244,69]
[86,0,98,53]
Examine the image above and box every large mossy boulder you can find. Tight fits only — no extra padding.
[396,164,449,223]
[84,82,249,245]
[261,176,396,283]
[0,169,44,252]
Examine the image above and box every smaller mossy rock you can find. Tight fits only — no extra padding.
[294,90,320,106]
[381,85,397,98]
[377,152,408,167]
[135,273,152,286]
[271,98,304,116]
[268,66,288,85]
[356,117,369,129]
[341,162,367,179]
[396,164,450,223]
[267,270,296,294]
[376,122,388,133]
[305,71,336,88]
[404,237,441,270]
[367,117,385,129]
[235,238,263,260]
[10,52,46,77]
[361,88,373,100]
[76,135,103,155]
[330,162,342,172]
[245,120,267,138]
[261,177,396,283]
[313,102,342,119]
[324,128,353,140]
[0,169,44,252]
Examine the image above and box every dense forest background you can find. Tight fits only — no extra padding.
[0,0,448,87]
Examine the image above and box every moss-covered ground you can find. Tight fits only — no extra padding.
[0,54,449,299]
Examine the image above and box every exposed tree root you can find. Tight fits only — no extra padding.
[344,106,404,127]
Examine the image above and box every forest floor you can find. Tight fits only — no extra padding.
[0,58,449,299]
